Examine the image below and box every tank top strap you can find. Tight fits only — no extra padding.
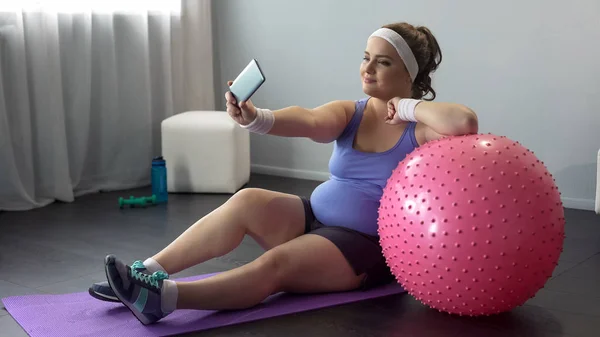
[403,121,419,149]
[336,98,368,145]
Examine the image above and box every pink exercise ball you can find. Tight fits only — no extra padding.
[378,134,565,316]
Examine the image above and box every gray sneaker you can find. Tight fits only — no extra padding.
[89,261,151,302]
[104,254,170,325]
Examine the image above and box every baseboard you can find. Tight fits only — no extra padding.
[252,164,597,212]
[596,150,600,214]
[251,164,329,182]
[561,197,595,212]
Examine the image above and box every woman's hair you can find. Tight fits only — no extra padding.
[382,22,442,101]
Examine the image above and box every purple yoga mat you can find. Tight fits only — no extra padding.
[2,273,405,337]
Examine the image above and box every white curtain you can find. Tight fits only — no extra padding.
[0,0,214,211]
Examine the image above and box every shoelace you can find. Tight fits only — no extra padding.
[130,260,169,288]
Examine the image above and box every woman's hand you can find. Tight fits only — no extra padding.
[385,97,402,124]
[225,81,257,126]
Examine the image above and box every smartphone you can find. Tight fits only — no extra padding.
[229,59,265,104]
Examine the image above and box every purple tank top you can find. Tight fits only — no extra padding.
[309,97,419,236]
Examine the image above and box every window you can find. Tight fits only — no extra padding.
[0,0,181,14]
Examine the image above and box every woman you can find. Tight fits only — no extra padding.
[92,22,478,325]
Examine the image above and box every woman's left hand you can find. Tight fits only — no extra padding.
[385,97,402,124]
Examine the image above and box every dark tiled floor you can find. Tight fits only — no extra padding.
[1,174,599,337]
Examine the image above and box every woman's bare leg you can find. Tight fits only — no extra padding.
[175,233,365,311]
[151,188,307,274]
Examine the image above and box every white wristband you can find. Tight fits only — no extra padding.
[393,98,422,123]
[240,108,274,134]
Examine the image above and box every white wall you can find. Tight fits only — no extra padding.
[213,0,600,211]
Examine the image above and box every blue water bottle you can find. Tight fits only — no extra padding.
[151,156,168,203]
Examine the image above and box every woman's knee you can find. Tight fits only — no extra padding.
[226,188,266,209]
[225,188,305,247]
[252,241,366,294]
[224,188,275,226]
[223,188,272,224]
[253,248,291,289]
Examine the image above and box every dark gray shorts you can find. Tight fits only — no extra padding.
[300,197,395,290]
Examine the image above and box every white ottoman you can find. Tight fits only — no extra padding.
[161,111,250,194]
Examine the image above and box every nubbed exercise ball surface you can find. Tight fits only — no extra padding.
[378,134,565,316]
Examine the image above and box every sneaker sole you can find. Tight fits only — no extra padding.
[88,287,120,302]
[104,254,154,325]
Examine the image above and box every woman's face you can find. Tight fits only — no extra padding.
[360,37,412,100]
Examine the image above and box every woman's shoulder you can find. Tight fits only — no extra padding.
[331,97,370,119]
[321,99,359,124]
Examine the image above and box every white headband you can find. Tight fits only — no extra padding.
[369,28,419,82]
